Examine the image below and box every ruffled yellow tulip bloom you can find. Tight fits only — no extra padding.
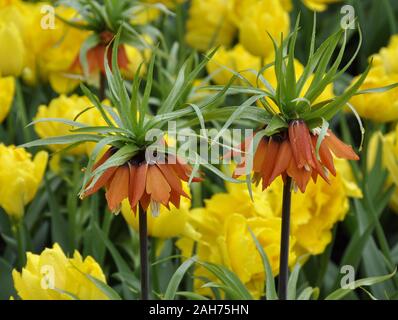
[0,144,48,219]
[206,45,260,85]
[350,34,398,122]
[185,0,236,52]
[12,243,108,300]
[239,0,290,57]
[34,95,109,156]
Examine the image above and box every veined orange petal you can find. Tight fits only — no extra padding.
[287,158,311,193]
[314,136,336,176]
[105,165,130,212]
[128,164,136,210]
[84,166,117,197]
[253,138,268,173]
[93,148,113,170]
[261,138,280,190]
[117,45,129,70]
[157,164,188,198]
[139,191,151,212]
[268,140,293,184]
[309,136,330,183]
[130,163,148,209]
[146,165,171,206]
[169,155,202,182]
[289,120,316,169]
[169,188,181,208]
[325,130,359,160]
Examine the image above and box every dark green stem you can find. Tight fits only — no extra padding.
[278,177,292,300]
[14,220,26,269]
[139,206,149,300]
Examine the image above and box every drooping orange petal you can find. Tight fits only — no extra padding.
[146,165,171,206]
[309,136,330,184]
[314,136,336,176]
[139,191,151,211]
[84,166,118,197]
[85,47,99,73]
[169,188,181,208]
[261,138,280,190]
[92,148,113,170]
[129,163,148,209]
[268,140,293,184]
[128,164,136,210]
[168,155,202,182]
[105,165,130,212]
[157,164,188,198]
[287,158,311,193]
[313,157,329,184]
[117,45,129,70]
[253,138,268,173]
[324,130,360,160]
[289,120,316,170]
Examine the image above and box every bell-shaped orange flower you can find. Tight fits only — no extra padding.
[233,120,359,192]
[82,149,201,214]
[71,31,129,76]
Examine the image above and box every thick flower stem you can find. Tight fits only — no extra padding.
[99,73,106,101]
[14,220,26,270]
[139,206,149,300]
[278,177,292,300]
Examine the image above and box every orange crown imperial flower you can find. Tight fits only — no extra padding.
[71,31,130,76]
[82,148,201,215]
[233,120,359,193]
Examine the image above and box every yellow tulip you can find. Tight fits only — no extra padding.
[0,76,15,123]
[374,35,398,75]
[177,208,296,298]
[349,34,398,122]
[206,44,260,85]
[302,0,341,12]
[122,36,153,80]
[227,0,292,27]
[0,22,25,76]
[12,243,108,300]
[185,0,237,52]
[225,159,361,255]
[371,126,398,212]
[178,160,361,297]
[0,144,48,219]
[23,4,88,91]
[349,66,398,122]
[121,184,200,239]
[34,95,108,156]
[239,0,290,57]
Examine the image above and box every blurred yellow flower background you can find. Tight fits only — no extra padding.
[303,0,342,11]
[0,76,15,123]
[351,34,398,122]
